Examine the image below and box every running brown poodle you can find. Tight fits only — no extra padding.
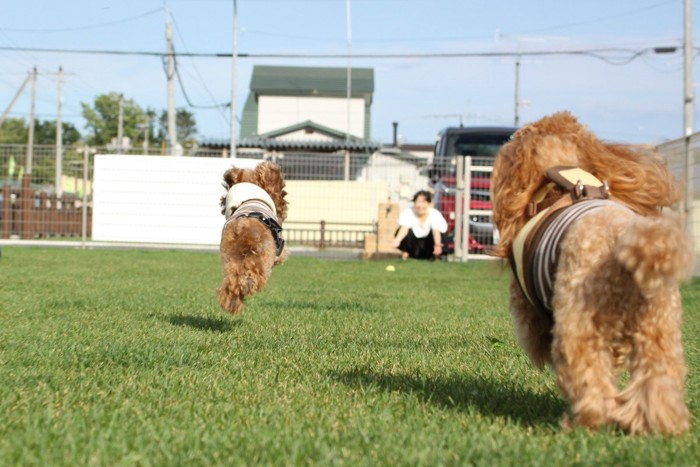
[491,111,694,434]
[218,161,288,314]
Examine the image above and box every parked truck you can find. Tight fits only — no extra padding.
[426,125,517,254]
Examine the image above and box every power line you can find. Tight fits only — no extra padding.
[238,1,677,45]
[2,110,83,119]
[0,46,172,57]
[516,0,677,35]
[169,12,231,113]
[171,56,230,109]
[0,44,686,61]
[0,8,164,33]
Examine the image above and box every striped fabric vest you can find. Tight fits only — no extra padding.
[510,167,631,321]
[223,183,285,256]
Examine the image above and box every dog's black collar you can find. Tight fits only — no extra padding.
[239,211,285,256]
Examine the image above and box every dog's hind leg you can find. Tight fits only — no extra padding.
[609,217,692,434]
[549,274,621,431]
[551,321,620,431]
[610,291,690,435]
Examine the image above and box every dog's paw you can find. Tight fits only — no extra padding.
[274,246,289,266]
[611,375,691,435]
[217,279,246,314]
[219,294,245,314]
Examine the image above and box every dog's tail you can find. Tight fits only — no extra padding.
[614,214,694,295]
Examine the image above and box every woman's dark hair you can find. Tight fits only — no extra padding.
[413,190,432,203]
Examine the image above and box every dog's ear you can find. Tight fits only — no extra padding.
[491,135,548,258]
[255,162,288,222]
[222,167,245,190]
[221,166,246,214]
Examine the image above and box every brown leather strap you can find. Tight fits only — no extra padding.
[546,166,610,202]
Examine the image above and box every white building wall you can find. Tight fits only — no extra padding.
[358,152,431,211]
[275,129,335,142]
[258,96,365,138]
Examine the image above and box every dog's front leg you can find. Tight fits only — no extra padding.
[217,273,246,314]
[509,281,553,369]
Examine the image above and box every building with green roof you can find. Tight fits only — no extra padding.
[240,65,375,145]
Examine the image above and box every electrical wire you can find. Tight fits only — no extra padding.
[516,0,678,36]
[173,56,230,109]
[0,8,164,33]
[0,45,687,63]
[169,12,231,114]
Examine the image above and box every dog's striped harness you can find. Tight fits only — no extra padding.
[223,183,285,256]
[510,167,632,322]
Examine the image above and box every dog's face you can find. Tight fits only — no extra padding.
[221,161,288,222]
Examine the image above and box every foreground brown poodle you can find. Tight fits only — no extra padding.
[491,111,693,434]
[218,161,288,313]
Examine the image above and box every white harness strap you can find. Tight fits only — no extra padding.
[223,199,278,231]
[224,182,277,219]
[511,166,629,317]
[222,183,285,257]
[512,207,550,306]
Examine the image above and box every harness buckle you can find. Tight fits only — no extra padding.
[574,178,610,201]
[527,202,537,217]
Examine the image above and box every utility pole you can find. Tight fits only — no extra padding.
[346,0,352,143]
[683,0,694,230]
[0,72,31,127]
[117,94,124,154]
[514,59,521,127]
[344,0,352,181]
[55,66,64,195]
[166,5,178,155]
[143,115,150,153]
[26,67,37,175]
[230,0,238,159]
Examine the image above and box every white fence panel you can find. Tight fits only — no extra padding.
[453,156,497,261]
[92,155,258,245]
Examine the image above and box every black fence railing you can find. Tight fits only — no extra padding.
[285,221,376,249]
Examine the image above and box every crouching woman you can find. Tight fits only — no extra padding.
[392,190,448,260]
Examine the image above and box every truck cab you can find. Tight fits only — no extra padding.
[427,126,517,253]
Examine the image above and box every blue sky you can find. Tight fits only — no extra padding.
[0,0,695,145]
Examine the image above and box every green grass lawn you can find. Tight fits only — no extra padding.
[1,247,699,466]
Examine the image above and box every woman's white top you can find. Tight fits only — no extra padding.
[398,207,448,238]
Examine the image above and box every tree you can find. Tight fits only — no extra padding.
[35,120,82,145]
[0,117,84,185]
[0,117,81,145]
[81,92,147,147]
[0,118,28,144]
[175,108,197,142]
[156,108,198,149]
[81,94,198,151]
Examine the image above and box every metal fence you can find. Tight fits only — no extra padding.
[423,153,498,259]
[0,144,436,259]
[656,134,700,275]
